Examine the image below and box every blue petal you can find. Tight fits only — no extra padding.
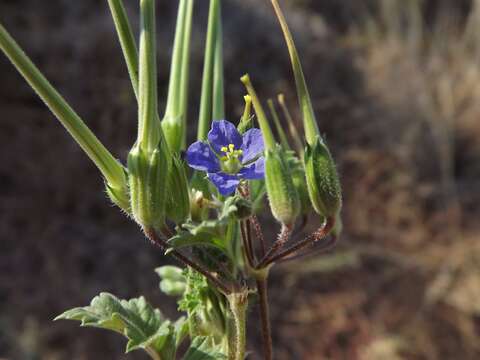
[241,128,264,163]
[186,141,220,172]
[208,172,240,196]
[208,120,243,154]
[239,157,265,180]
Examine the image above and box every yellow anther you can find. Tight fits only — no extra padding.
[238,150,243,154]
[229,144,235,151]
[221,146,228,153]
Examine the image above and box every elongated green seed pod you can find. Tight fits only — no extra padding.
[166,155,191,225]
[128,145,150,225]
[304,136,342,217]
[147,146,170,229]
[106,179,130,213]
[156,265,185,282]
[264,146,300,226]
[127,142,169,230]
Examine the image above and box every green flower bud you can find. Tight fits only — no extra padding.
[127,145,148,224]
[156,265,185,282]
[148,146,170,228]
[160,280,186,297]
[161,117,184,154]
[265,145,300,226]
[189,188,210,222]
[127,141,169,230]
[106,180,130,213]
[304,136,342,217]
[166,155,191,225]
[232,197,252,220]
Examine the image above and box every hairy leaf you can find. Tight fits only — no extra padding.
[168,195,251,253]
[183,336,227,360]
[55,292,183,358]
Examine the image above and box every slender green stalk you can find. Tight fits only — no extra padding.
[179,0,195,148]
[270,0,319,145]
[0,23,126,191]
[138,0,160,152]
[267,99,290,149]
[197,0,220,140]
[212,1,225,120]
[106,0,139,99]
[278,94,304,155]
[162,0,194,152]
[164,0,188,119]
[106,0,170,156]
[240,74,276,150]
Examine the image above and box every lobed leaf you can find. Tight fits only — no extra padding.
[55,293,183,358]
[183,336,227,360]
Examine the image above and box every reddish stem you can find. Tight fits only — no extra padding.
[144,228,231,294]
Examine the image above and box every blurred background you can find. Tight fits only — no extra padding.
[1,0,479,359]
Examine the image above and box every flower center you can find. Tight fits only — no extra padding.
[219,143,243,174]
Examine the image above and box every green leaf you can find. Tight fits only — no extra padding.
[55,293,180,358]
[183,336,227,360]
[168,196,251,252]
[168,232,226,252]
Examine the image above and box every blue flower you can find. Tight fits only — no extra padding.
[186,120,265,195]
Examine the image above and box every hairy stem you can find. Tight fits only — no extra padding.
[227,293,248,360]
[144,228,231,294]
[265,216,335,266]
[240,220,254,268]
[256,225,292,269]
[251,215,267,258]
[279,235,337,263]
[256,276,273,360]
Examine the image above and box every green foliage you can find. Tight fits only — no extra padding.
[304,136,342,217]
[264,145,301,226]
[55,291,226,359]
[55,293,184,358]
[178,270,211,314]
[178,270,226,343]
[169,195,252,254]
[156,266,187,297]
[1,0,343,358]
[183,336,227,360]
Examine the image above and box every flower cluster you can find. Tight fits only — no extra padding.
[186,120,265,195]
